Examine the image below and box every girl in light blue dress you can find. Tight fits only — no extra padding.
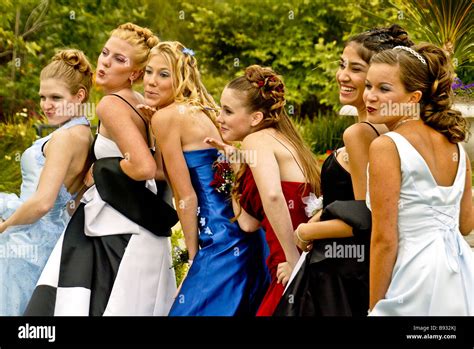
[0,49,93,315]
[366,43,474,315]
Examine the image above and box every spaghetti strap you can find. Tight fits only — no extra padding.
[268,133,305,176]
[360,121,380,136]
[108,93,150,144]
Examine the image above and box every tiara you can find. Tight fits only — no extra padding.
[393,46,426,65]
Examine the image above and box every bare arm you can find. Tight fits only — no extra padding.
[459,153,473,235]
[0,131,74,232]
[343,123,379,200]
[243,134,300,267]
[298,219,353,241]
[153,146,166,181]
[152,109,199,259]
[97,96,156,181]
[368,136,400,310]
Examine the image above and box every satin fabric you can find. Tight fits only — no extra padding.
[368,132,474,316]
[168,148,269,316]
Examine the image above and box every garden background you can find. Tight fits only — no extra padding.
[1,0,473,282]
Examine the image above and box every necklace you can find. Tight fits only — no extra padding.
[392,117,418,130]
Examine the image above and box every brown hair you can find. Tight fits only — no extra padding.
[149,41,219,123]
[40,49,93,101]
[347,24,414,64]
[228,65,321,209]
[111,22,159,81]
[371,43,469,143]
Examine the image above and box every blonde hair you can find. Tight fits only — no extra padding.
[228,65,321,208]
[110,22,159,80]
[40,49,93,101]
[149,41,219,123]
[371,43,470,143]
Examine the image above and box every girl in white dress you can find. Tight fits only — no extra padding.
[366,43,474,315]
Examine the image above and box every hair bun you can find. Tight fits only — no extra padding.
[245,65,285,102]
[117,22,159,48]
[387,24,413,47]
[52,49,93,75]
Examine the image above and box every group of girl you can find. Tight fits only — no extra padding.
[0,22,472,316]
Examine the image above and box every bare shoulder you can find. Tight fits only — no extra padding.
[242,129,272,149]
[369,134,398,156]
[50,125,91,151]
[343,122,381,145]
[151,104,179,127]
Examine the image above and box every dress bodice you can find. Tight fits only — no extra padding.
[93,134,123,159]
[321,151,354,207]
[183,148,237,245]
[368,131,467,274]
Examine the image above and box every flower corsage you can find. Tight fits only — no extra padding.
[302,192,323,218]
[210,159,235,196]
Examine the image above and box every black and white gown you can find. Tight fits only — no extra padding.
[25,133,178,316]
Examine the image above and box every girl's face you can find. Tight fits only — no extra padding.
[364,62,420,129]
[39,78,83,125]
[336,43,369,110]
[217,87,256,142]
[96,36,139,92]
[143,54,175,109]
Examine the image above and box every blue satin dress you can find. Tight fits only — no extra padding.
[168,148,269,316]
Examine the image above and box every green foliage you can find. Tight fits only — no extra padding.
[178,0,397,115]
[391,0,473,69]
[295,111,355,155]
[170,226,189,287]
[0,114,38,194]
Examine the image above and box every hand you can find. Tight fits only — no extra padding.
[308,209,322,223]
[294,223,312,252]
[0,222,7,234]
[203,137,237,159]
[276,261,295,286]
[136,104,157,123]
[83,164,95,188]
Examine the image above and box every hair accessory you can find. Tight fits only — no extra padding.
[182,47,195,56]
[393,46,426,65]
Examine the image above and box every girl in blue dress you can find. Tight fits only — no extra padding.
[141,41,269,315]
[0,49,93,315]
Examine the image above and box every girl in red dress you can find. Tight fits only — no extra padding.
[206,65,321,315]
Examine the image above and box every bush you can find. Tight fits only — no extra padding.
[0,114,38,194]
[170,226,189,287]
[295,111,355,155]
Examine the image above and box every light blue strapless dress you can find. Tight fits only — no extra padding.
[168,148,270,316]
[0,116,89,315]
[368,132,474,316]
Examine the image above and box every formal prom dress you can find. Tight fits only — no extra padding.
[239,167,310,316]
[368,132,474,316]
[25,95,178,316]
[274,122,378,317]
[0,116,89,315]
[168,148,269,316]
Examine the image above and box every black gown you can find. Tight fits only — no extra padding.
[274,146,372,316]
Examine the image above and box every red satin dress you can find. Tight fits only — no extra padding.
[239,168,310,316]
